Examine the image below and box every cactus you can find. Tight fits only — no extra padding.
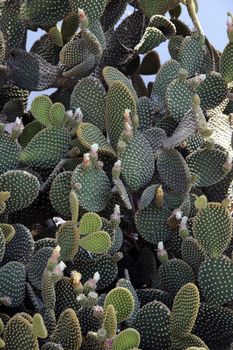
[104,287,135,323]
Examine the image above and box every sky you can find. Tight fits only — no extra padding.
[26,0,232,108]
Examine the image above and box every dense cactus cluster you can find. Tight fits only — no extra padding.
[0,0,232,349]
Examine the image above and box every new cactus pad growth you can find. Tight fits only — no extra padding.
[0,1,232,349]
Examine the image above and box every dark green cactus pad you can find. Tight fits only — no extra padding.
[149,15,176,37]
[178,35,204,75]
[0,261,26,307]
[77,306,101,336]
[207,112,232,152]
[20,127,70,168]
[193,203,232,257]
[102,219,123,255]
[165,78,194,122]
[120,132,155,192]
[196,72,228,110]
[186,148,229,187]
[159,259,195,294]
[173,333,208,349]
[181,238,207,274]
[136,288,173,309]
[157,149,191,193]
[168,35,184,60]
[3,314,39,350]
[77,123,116,157]
[34,238,57,252]
[0,170,40,214]
[138,184,160,210]
[0,228,5,264]
[193,303,233,348]
[69,0,107,24]
[55,277,79,317]
[139,51,161,75]
[18,121,44,148]
[219,41,233,83]
[203,168,233,203]
[20,0,70,28]
[0,134,20,174]
[132,300,172,350]
[0,1,26,54]
[27,247,53,290]
[139,0,179,17]
[69,254,118,290]
[152,59,181,107]
[30,33,61,66]
[137,97,155,131]
[135,27,166,54]
[142,127,167,152]
[135,204,173,245]
[49,171,72,218]
[198,256,233,306]
[70,77,106,131]
[3,224,34,265]
[71,162,111,212]
[170,283,200,338]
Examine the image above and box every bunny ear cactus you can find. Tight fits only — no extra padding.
[71,147,111,212]
[220,13,233,83]
[111,328,141,350]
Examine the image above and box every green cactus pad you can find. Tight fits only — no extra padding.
[157,149,191,193]
[0,229,5,264]
[181,238,207,274]
[198,256,233,306]
[71,162,111,212]
[159,259,195,294]
[49,172,72,218]
[135,204,172,245]
[49,103,67,127]
[103,304,117,338]
[79,212,102,236]
[0,261,26,307]
[69,0,107,23]
[139,0,179,17]
[152,59,181,106]
[168,35,184,60]
[70,77,106,131]
[137,97,154,131]
[170,283,200,337]
[19,121,44,148]
[136,288,173,309]
[20,127,70,168]
[112,328,141,350]
[103,66,137,100]
[166,78,194,122]
[0,134,20,174]
[186,148,229,187]
[120,132,155,192]
[105,80,137,149]
[135,27,166,54]
[3,314,39,350]
[193,203,232,257]
[31,95,53,127]
[196,72,227,110]
[173,333,208,349]
[132,300,171,350]
[56,221,80,261]
[0,170,40,214]
[219,41,233,83]
[79,230,111,254]
[77,123,115,157]
[20,0,70,28]
[104,287,135,323]
[178,35,204,75]
[51,308,82,349]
